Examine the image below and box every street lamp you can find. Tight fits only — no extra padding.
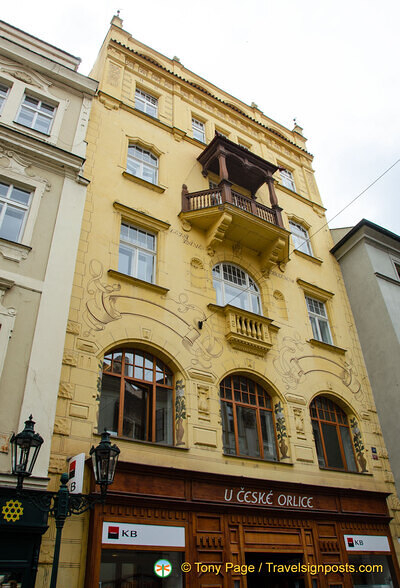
[10,415,43,490]
[9,419,120,588]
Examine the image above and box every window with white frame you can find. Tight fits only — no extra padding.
[127,145,158,184]
[280,169,296,191]
[305,296,332,344]
[118,222,156,283]
[0,182,32,243]
[135,88,158,117]
[289,220,313,255]
[16,94,56,134]
[0,83,10,113]
[192,117,205,142]
[394,261,400,280]
[212,263,261,314]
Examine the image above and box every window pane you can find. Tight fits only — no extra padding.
[309,315,319,340]
[318,318,332,344]
[118,244,135,275]
[349,554,396,588]
[236,406,260,458]
[340,426,357,472]
[17,107,35,127]
[221,402,236,455]
[0,183,8,197]
[312,421,325,466]
[34,113,51,134]
[0,205,25,241]
[10,186,30,206]
[137,251,154,282]
[98,374,120,435]
[123,381,150,440]
[155,387,173,444]
[321,422,344,469]
[260,410,277,460]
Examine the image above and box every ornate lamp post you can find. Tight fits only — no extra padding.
[9,420,120,588]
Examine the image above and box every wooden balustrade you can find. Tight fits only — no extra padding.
[182,185,278,225]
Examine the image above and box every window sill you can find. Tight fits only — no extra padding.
[308,338,346,355]
[318,466,372,476]
[0,237,32,262]
[223,453,293,466]
[293,249,323,265]
[93,431,188,450]
[122,171,166,193]
[108,269,169,294]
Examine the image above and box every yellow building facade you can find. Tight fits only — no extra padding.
[43,15,400,588]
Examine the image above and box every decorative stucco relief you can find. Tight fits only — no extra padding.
[274,333,364,401]
[83,260,223,370]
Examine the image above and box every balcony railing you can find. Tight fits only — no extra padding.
[181,186,279,226]
[208,304,278,356]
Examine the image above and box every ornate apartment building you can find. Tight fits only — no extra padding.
[0,20,97,586]
[45,14,400,588]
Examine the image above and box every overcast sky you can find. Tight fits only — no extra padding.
[3,0,399,234]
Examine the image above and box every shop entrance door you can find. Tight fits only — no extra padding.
[245,553,305,588]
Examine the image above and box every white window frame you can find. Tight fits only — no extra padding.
[192,117,205,142]
[0,82,10,114]
[212,262,261,315]
[305,296,333,345]
[289,220,313,256]
[127,145,158,185]
[280,169,296,191]
[118,222,156,283]
[15,93,56,135]
[135,88,158,118]
[0,181,32,243]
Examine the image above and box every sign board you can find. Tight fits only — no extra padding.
[344,535,390,552]
[67,453,85,494]
[102,522,185,547]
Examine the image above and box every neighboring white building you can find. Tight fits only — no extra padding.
[0,20,97,487]
[332,219,400,493]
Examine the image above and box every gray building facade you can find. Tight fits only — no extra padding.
[332,219,400,493]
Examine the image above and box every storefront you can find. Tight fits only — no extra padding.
[86,463,400,588]
[0,487,48,588]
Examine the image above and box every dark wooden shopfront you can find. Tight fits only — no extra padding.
[85,463,400,588]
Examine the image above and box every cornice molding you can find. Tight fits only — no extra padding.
[0,125,85,178]
[113,201,170,232]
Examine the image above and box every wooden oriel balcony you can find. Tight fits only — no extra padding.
[179,134,290,273]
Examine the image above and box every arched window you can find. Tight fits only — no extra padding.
[212,263,261,314]
[310,396,357,471]
[220,374,277,460]
[98,349,173,445]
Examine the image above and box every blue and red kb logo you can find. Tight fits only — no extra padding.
[108,526,119,540]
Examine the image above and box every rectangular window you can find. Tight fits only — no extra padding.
[135,88,158,117]
[289,220,313,255]
[100,550,183,587]
[127,145,158,184]
[306,296,333,344]
[0,83,10,113]
[118,222,156,283]
[192,117,205,142]
[0,182,31,242]
[16,94,56,134]
[280,168,296,191]
[394,262,400,280]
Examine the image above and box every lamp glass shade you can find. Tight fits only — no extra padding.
[10,415,43,484]
[90,430,120,489]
